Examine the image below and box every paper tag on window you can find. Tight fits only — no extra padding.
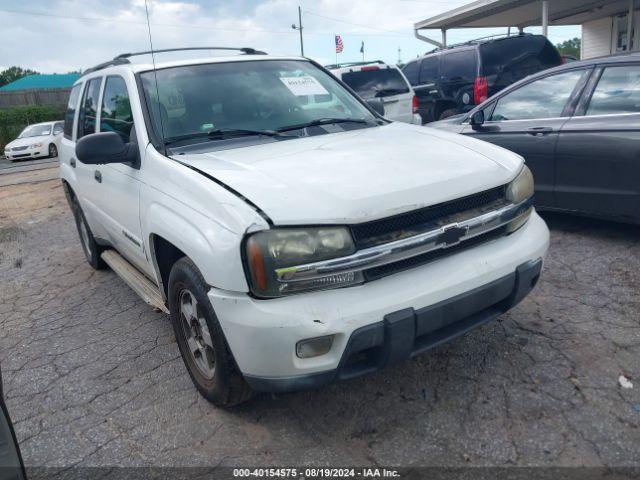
[280,76,329,96]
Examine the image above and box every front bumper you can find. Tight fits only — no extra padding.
[209,211,549,392]
[4,148,46,160]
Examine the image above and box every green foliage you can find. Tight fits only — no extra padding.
[556,38,581,59]
[0,105,64,151]
[0,66,39,88]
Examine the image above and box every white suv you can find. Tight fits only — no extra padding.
[59,48,549,406]
[327,61,421,124]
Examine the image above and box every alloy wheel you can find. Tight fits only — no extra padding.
[179,289,216,379]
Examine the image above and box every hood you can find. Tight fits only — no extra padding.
[5,135,49,149]
[429,114,466,133]
[172,122,523,225]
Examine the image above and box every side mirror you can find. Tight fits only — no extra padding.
[366,98,385,116]
[470,109,485,130]
[76,132,138,165]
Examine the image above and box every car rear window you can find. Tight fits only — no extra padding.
[480,35,561,81]
[341,68,410,99]
[419,56,439,83]
[402,61,419,85]
[441,50,476,80]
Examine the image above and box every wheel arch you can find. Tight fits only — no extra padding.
[145,204,251,299]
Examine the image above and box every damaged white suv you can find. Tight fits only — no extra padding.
[59,48,549,406]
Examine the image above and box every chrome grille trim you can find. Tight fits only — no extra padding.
[276,198,533,283]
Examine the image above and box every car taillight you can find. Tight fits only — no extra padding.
[474,76,488,105]
[361,66,379,71]
[412,95,419,114]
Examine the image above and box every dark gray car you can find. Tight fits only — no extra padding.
[430,52,640,224]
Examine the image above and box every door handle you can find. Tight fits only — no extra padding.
[94,170,102,183]
[527,126,553,136]
[70,158,76,168]
[428,90,438,94]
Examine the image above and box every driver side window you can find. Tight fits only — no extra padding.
[489,70,585,122]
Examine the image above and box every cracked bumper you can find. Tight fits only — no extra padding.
[208,211,549,392]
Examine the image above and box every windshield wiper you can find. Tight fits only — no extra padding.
[276,118,374,132]
[164,128,293,145]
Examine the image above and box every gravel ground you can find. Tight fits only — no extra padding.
[0,178,639,470]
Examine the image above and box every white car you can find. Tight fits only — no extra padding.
[327,61,422,124]
[4,121,63,161]
[60,48,549,407]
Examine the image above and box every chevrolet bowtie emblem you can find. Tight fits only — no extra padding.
[440,223,469,247]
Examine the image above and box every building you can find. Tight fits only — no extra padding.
[0,73,80,92]
[0,73,80,109]
[414,0,639,59]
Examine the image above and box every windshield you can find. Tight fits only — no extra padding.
[18,124,51,138]
[341,68,410,98]
[140,59,377,145]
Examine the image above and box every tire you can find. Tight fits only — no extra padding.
[168,257,253,407]
[71,199,106,270]
[439,108,459,120]
[49,144,58,158]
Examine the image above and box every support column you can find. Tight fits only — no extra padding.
[542,0,549,37]
[442,29,447,47]
[627,0,635,51]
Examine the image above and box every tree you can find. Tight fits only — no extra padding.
[0,66,39,88]
[556,38,581,59]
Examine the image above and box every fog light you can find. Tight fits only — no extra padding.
[296,335,334,358]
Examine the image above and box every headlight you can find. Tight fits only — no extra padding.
[506,165,534,232]
[244,227,362,298]
[29,142,43,149]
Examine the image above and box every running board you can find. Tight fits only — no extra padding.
[101,250,169,314]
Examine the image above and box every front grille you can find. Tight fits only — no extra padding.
[11,146,28,151]
[351,185,507,249]
[364,226,507,282]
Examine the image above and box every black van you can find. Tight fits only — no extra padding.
[403,34,562,123]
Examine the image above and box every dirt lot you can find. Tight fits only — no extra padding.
[0,177,639,470]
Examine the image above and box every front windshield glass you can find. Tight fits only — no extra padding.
[140,59,377,144]
[19,124,51,138]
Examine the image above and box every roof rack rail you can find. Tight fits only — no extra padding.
[83,47,266,76]
[325,60,386,69]
[427,32,531,54]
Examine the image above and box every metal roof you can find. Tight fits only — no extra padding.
[415,0,637,30]
[0,73,81,92]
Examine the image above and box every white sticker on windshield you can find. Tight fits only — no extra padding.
[280,76,329,96]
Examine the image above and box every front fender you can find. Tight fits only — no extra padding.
[143,199,250,293]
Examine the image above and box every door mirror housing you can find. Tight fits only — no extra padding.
[76,132,138,166]
[470,109,485,130]
[366,98,385,116]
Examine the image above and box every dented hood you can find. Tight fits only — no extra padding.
[171,122,523,225]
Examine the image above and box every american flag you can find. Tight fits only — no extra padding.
[335,35,344,53]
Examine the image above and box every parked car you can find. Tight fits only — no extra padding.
[327,61,421,124]
[430,52,640,225]
[403,34,562,123]
[60,48,549,406]
[3,121,64,161]
[0,366,27,480]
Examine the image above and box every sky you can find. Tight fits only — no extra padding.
[0,0,581,73]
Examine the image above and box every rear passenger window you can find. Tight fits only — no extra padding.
[100,76,134,143]
[402,61,419,85]
[441,50,476,80]
[419,56,439,83]
[490,70,584,121]
[63,84,82,140]
[77,78,102,139]
[587,65,640,115]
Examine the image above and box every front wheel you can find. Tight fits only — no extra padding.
[168,257,253,407]
[48,144,58,158]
